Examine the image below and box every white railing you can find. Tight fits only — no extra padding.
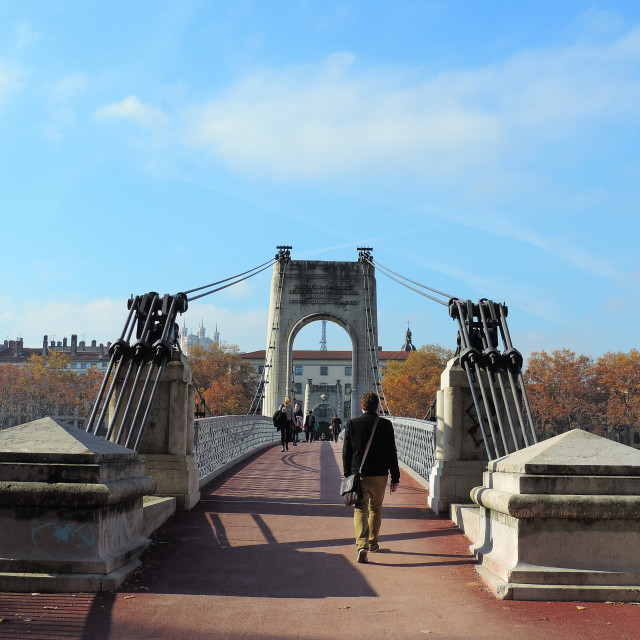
[391,417,436,480]
[194,415,278,487]
[193,415,436,488]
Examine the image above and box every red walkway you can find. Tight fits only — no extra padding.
[1,441,640,639]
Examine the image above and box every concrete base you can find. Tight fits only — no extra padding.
[427,460,486,515]
[0,553,145,593]
[476,564,640,602]
[0,418,157,593]
[142,453,200,511]
[142,495,177,538]
[471,430,640,602]
[450,503,481,545]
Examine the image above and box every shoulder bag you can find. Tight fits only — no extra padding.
[340,416,380,506]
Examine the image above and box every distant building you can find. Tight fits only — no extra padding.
[241,347,412,422]
[179,321,219,355]
[0,335,110,374]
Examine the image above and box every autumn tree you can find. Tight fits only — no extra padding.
[186,342,259,416]
[0,351,105,429]
[524,349,599,437]
[382,345,453,418]
[592,349,640,442]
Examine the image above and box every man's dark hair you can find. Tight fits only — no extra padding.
[360,391,379,413]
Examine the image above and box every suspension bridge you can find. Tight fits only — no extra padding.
[1,247,640,639]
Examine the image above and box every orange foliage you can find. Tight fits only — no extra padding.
[186,342,259,416]
[0,354,104,429]
[382,345,453,418]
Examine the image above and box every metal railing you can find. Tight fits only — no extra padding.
[193,415,436,489]
[391,417,436,480]
[194,415,278,486]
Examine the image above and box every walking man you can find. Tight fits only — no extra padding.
[342,391,399,564]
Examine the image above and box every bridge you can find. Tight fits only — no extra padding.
[2,248,640,635]
[0,437,638,639]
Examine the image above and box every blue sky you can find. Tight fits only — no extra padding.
[1,1,639,358]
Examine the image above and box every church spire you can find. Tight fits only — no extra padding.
[401,321,416,351]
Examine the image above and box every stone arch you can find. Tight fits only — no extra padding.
[263,258,378,419]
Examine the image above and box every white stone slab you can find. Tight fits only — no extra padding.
[488,429,640,476]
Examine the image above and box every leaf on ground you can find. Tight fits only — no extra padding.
[337,606,350,610]
[123,595,136,600]
[420,631,432,635]
[576,606,586,610]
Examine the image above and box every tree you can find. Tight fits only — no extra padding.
[186,342,259,416]
[382,345,453,418]
[593,349,640,442]
[524,349,598,437]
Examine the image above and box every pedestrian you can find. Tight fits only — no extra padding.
[330,413,342,442]
[304,410,315,442]
[293,402,303,446]
[277,396,294,452]
[342,391,399,564]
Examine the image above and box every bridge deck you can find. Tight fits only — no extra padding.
[1,442,639,639]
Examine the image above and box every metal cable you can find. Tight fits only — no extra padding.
[370,258,455,301]
[362,256,451,306]
[184,258,276,295]
[188,260,276,302]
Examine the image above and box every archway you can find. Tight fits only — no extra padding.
[262,255,379,419]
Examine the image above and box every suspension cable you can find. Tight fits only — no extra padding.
[184,258,276,295]
[371,258,456,301]
[188,260,276,302]
[361,255,452,306]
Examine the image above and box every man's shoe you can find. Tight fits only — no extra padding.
[368,543,380,552]
[281,447,285,452]
[357,548,368,564]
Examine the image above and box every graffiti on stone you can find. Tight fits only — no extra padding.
[32,522,96,549]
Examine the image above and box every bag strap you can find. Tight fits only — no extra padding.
[358,415,380,475]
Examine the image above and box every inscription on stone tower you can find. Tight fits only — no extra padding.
[288,285,359,306]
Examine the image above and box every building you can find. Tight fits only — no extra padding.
[0,335,111,374]
[242,347,412,432]
[179,322,220,355]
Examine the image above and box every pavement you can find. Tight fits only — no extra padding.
[1,441,640,640]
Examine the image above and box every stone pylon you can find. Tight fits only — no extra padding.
[263,259,378,419]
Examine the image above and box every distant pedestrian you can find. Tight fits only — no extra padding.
[277,396,294,452]
[342,391,399,564]
[304,410,315,442]
[293,402,303,446]
[330,413,342,442]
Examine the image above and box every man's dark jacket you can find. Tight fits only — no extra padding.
[342,412,400,483]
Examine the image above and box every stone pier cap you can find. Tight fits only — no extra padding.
[472,429,640,518]
[470,429,640,601]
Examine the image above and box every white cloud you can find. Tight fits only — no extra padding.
[179,27,640,181]
[95,95,167,129]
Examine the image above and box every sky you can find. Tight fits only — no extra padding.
[1,1,640,360]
